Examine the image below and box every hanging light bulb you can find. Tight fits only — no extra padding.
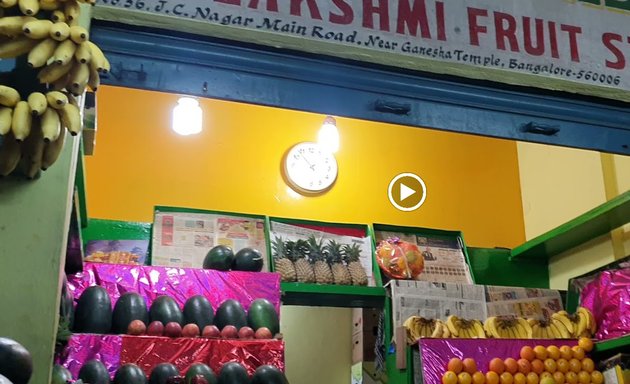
[318,115,340,153]
[172,97,203,136]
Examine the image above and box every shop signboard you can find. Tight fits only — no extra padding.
[94,0,630,100]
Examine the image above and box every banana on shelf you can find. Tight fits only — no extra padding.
[446,316,486,339]
[403,316,449,344]
[483,316,533,339]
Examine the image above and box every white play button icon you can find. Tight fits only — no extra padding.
[400,183,416,201]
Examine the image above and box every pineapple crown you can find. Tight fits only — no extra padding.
[294,239,310,261]
[272,236,288,260]
[324,239,344,263]
[284,240,298,262]
[342,243,362,262]
[306,235,325,261]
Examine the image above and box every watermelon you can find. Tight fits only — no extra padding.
[51,364,73,384]
[0,338,32,384]
[185,363,217,384]
[114,363,147,384]
[150,296,184,326]
[112,292,149,334]
[183,296,214,331]
[232,248,264,272]
[214,300,247,330]
[78,360,110,384]
[149,363,180,384]
[250,365,287,384]
[73,286,112,333]
[217,362,248,384]
[247,299,279,335]
[202,245,234,271]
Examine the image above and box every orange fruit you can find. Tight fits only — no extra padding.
[449,358,464,374]
[578,338,594,353]
[557,359,570,374]
[526,372,539,384]
[514,373,527,384]
[505,358,519,375]
[463,358,479,374]
[553,372,566,384]
[490,358,506,374]
[473,371,486,384]
[544,359,557,374]
[459,372,473,384]
[500,372,514,384]
[569,359,582,373]
[547,345,561,360]
[578,371,591,384]
[521,346,536,362]
[590,371,603,384]
[531,360,545,375]
[444,371,459,384]
[540,372,553,381]
[566,372,579,384]
[533,346,548,360]
[559,346,573,360]
[518,359,532,374]
[581,359,594,373]
[571,346,586,360]
[487,371,500,384]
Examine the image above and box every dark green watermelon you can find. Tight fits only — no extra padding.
[232,248,264,272]
[78,360,110,384]
[150,296,184,326]
[247,299,279,335]
[214,300,247,330]
[250,365,287,384]
[149,363,180,384]
[73,286,112,333]
[112,292,149,334]
[185,363,216,384]
[0,338,32,384]
[114,363,147,384]
[217,362,249,384]
[202,245,234,271]
[183,296,214,331]
[52,364,73,384]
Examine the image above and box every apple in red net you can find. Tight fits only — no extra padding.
[164,322,182,337]
[127,320,146,335]
[238,326,255,339]
[147,321,164,336]
[182,323,200,337]
[255,327,272,339]
[202,325,220,338]
[220,325,238,339]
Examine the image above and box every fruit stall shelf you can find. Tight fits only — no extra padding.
[593,333,630,354]
[510,190,630,261]
[280,283,385,308]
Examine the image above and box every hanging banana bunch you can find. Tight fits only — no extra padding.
[0,0,107,178]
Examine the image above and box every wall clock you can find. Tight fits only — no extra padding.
[283,142,338,194]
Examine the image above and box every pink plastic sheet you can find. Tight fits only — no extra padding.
[419,339,577,384]
[67,262,281,313]
[59,334,122,378]
[581,268,630,340]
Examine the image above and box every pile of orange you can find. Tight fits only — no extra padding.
[442,338,603,384]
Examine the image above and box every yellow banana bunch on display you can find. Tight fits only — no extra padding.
[557,307,597,338]
[446,316,486,338]
[403,316,447,344]
[483,316,532,338]
[0,132,22,177]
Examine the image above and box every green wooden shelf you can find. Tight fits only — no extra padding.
[510,190,630,261]
[280,283,385,308]
[594,334,630,354]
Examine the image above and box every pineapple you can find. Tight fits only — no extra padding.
[343,243,368,286]
[271,236,296,282]
[325,240,352,285]
[307,235,333,284]
[293,239,315,283]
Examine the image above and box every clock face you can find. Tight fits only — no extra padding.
[284,142,338,193]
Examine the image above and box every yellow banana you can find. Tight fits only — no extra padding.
[20,119,44,179]
[46,91,68,109]
[432,321,444,338]
[66,93,78,107]
[11,101,32,141]
[27,92,47,116]
[22,19,53,39]
[446,316,460,337]
[0,16,36,36]
[0,0,18,8]
[0,132,22,177]
[41,107,61,142]
[64,0,80,22]
[74,41,91,63]
[39,0,60,11]
[575,311,589,337]
[53,39,76,65]
[51,10,65,22]
[551,313,574,336]
[0,107,12,135]
[551,318,571,338]
[87,64,99,91]
[60,102,80,135]
[69,62,88,94]
[442,324,451,338]
[517,318,533,338]
[41,123,65,170]
[27,38,58,68]
[50,75,68,91]
[86,41,107,72]
[0,36,39,59]
[69,26,88,44]
[38,60,73,84]
[578,307,597,335]
[18,0,39,15]
[0,85,20,108]
[50,22,70,41]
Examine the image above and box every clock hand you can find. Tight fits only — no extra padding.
[300,154,315,171]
